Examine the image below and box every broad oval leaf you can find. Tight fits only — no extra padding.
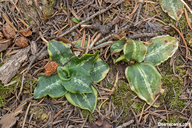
[110,37,126,54]
[34,74,67,99]
[57,66,71,80]
[124,39,147,62]
[65,51,99,72]
[144,35,178,66]
[125,62,164,107]
[90,58,109,83]
[65,86,97,113]
[159,0,184,20]
[48,40,73,65]
[61,67,93,93]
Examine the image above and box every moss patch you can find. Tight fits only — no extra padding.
[159,54,186,123]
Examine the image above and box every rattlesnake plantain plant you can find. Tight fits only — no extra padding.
[34,40,109,112]
[110,35,178,107]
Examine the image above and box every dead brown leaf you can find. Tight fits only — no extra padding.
[0,39,11,52]
[0,106,23,128]
[19,29,32,37]
[89,117,112,128]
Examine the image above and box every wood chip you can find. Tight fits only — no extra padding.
[0,46,30,84]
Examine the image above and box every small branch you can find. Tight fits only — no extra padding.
[59,0,125,37]
[135,0,144,23]
[116,120,134,128]
[180,0,192,14]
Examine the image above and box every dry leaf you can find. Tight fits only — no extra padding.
[89,117,112,128]
[0,39,11,52]
[0,106,23,128]
[19,29,32,37]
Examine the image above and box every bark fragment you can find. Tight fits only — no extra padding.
[0,46,30,84]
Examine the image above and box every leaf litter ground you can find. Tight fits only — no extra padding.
[0,0,191,127]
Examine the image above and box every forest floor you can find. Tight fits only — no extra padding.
[0,0,191,128]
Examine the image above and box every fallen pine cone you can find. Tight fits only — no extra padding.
[15,36,28,47]
[45,61,59,77]
[2,23,16,39]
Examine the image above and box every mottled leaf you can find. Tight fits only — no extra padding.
[159,0,184,20]
[125,62,164,107]
[124,39,147,62]
[110,37,126,54]
[34,74,67,99]
[90,58,109,83]
[47,40,73,65]
[65,86,97,113]
[65,51,99,72]
[61,67,93,93]
[145,35,178,66]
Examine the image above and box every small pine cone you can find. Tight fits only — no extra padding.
[45,61,59,77]
[15,36,28,47]
[2,23,16,39]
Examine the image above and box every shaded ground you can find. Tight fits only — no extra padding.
[0,0,191,127]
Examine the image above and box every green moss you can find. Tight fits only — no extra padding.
[0,75,20,107]
[158,55,186,123]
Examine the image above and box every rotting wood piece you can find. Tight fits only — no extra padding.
[0,46,30,85]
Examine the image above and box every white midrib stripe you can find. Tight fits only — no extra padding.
[137,65,154,100]
[51,43,67,63]
[132,40,136,59]
[38,79,61,96]
[146,40,175,57]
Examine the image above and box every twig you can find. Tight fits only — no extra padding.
[135,0,143,23]
[144,94,160,111]
[184,8,192,31]
[129,33,157,39]
[180,0,192,14]
[170,24,188,59]
[59,0,125,37]
[22,102,31,128]
[116,119,134,128]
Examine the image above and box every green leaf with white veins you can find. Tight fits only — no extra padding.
[159,0,184,20]
[65,86,97,113]
[90,58,109,83]
[124,39,147,62]
[125,62,164,107]
[65,51,99,72]
[48,40,73,65]
[145,35,178,66]
[34,74,67,99]
[61,67,93,93]
[57,66,71,81]
[110,37,126,54]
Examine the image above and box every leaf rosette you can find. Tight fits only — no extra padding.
[34,40,109,112]
[110,35,178,107]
